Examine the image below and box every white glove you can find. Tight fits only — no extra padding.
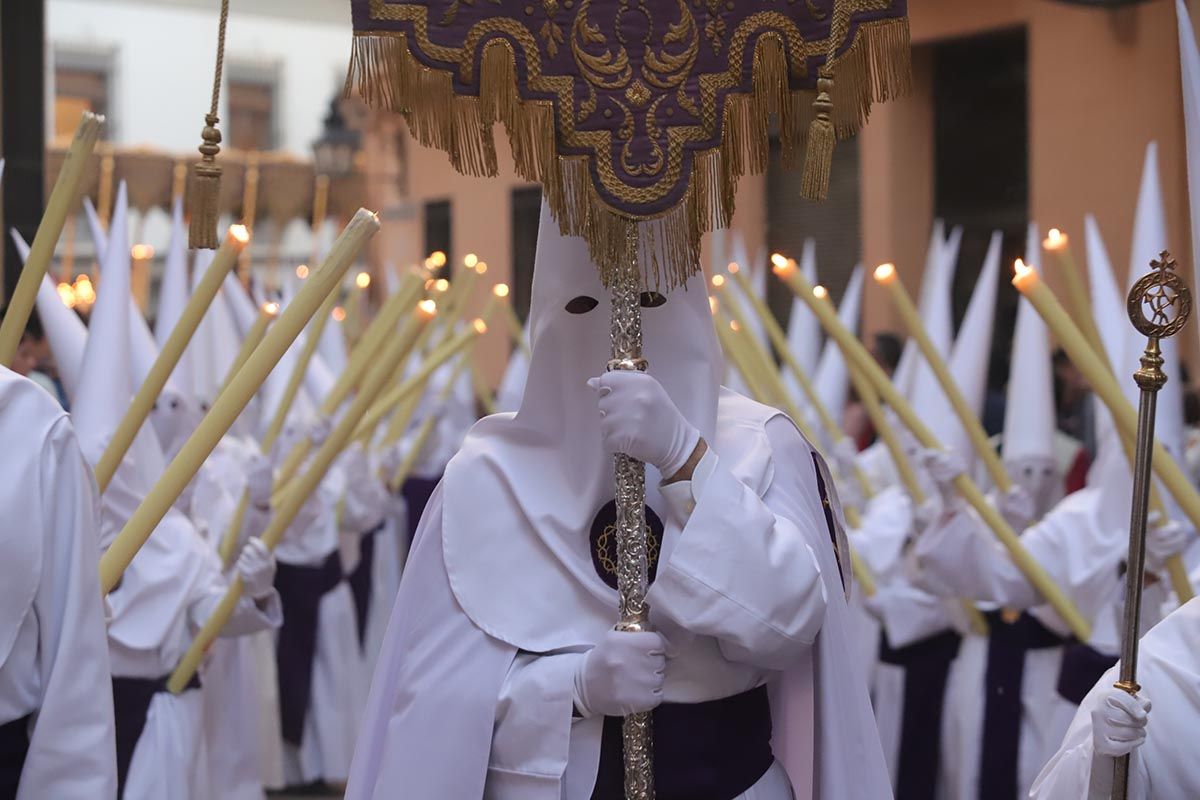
[236,537,277,599]
[1145,512,1195,573]
[573,629,668,718]
[308,416,333,448]
[921,448,965,508]
[588,371,700,478]
[378,443,406,478]
[1091,688,1150,758]
[831,438,860,481]
[246,454,275,510]
[997,485,1035,531]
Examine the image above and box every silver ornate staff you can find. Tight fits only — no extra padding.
[1112,251,1192,800]
[607,230,654,799]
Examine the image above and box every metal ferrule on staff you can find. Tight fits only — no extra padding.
[607,230,655,799]
[1112,251,1192,800]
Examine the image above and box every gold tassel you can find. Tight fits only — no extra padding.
[188,0,230,249]
[188,114,223,250]
[801,73,835,202]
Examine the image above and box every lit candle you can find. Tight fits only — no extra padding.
[94,224,251,492]
[217,301,278,398]
[168,302,478,694]
[1013,262,1195,601]
[873,262,1013,494]
[98,209,380,594]
[776,258,1092,640]
[0,113,104,366]
[1042,229,1106,361]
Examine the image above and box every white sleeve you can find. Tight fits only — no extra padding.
[18,418,117,800]
[646,417,827,671]
[874,579,957,649]
[910,505,1041,607]
[189,558,282,637]
[486,651,585,798]
[339,447,388,534]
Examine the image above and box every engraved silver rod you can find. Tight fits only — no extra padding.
[607,229,654,800]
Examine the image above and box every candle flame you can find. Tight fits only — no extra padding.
[813,285,829,300]
[475,261,488,275]
[296,264,310,279]
[229,224,250,245]
[56,282,77,309]
[1012,258,1037,287]
[418,299,438,318]
[709,296,719,315]
[331,306,347,322]
[727,262,740,275]
[1044,228,1068,251]
[730,320,741,332]
[711,274,726,288]
[434,278,450,293]
[873,263,897,284]
[493,283,510,298]
[464,253,479,269]
[355,271,372,289]
[131,243,155,260]
[429,250,447,269]
[772,258,796,277]
[262,301,280,317]
[73,274,96,306]
[770,253,790,269]
[472,318,488,335]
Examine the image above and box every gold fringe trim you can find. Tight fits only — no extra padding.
[345,17,910,287]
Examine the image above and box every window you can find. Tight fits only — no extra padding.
[423,199,452,274]
[933,28,1028,431]
[227,75,277,151]
[510,186,541,323]
[766,134,861,327]
[54,52,110,142]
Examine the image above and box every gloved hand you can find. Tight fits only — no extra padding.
[588,371,700,479]
[236,537,277,599]
[997,485,1035,531]
[1145,512,1195,573]
[378,443,406,479]
[246,454,275,510]
[921,448,965,509]
[573,629,668,718]
[308,416,333,448]
[1091,688,1150,758]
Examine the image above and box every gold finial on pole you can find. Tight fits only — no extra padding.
[1112,251,1192,800]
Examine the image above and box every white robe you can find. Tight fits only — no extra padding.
[1031,598,1200,799]
[0,368,117,798]
[105,482,282,800]
[347,394,890,800]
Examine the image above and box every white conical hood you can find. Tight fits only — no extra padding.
[915,231,1001,463]
[893,220,946,394]
[14,229,88,403]
[1084,215,1125,373]
[896,224,961,401]
[317,315,348,376]
[495,338,530,414]
[1002,295,1056,464]
[1123,143,1186,464]
[783,238,821,407]
[82,196,107,258]
[1178,0,1200,310]
[813,264,863,436]
[223,273,259,336]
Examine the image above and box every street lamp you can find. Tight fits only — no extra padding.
[312,97,361,179]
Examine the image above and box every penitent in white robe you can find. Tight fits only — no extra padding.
[0,367,117,798]
[347,393,891,800]
[1031,598,1200,799]
[105,468,282,800]
[910,489,1171,798]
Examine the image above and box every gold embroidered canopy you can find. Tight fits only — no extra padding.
[346,0,911,285]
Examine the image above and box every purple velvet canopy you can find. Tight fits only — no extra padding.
[347,0,910,284]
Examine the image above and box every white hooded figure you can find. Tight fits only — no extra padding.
[0,362,117,797]
[495,332,531,414]
[782,239,821,417]
[813,264,863,450]
[346,202,888,800]
[76,185,283,800]
[1031,597,1200,799]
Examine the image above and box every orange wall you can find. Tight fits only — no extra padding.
[366,0,1198,378]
